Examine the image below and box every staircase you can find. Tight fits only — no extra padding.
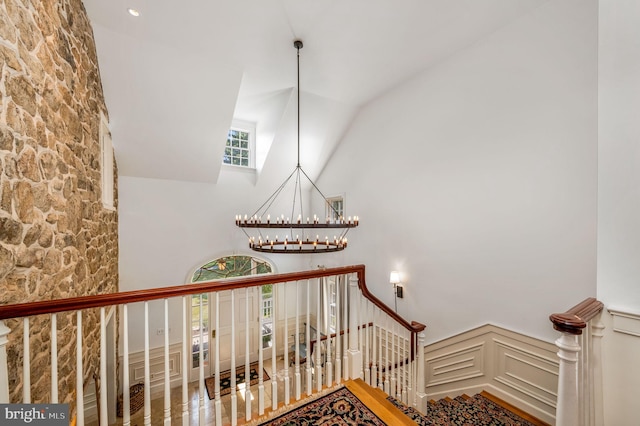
[346,379,548,426]
[388,390,549,426]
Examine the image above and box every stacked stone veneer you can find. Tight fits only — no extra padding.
[0,0,118,409]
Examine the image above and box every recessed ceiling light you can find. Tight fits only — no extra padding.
[127,8,140,17]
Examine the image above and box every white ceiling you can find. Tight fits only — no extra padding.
[83,0,548,183]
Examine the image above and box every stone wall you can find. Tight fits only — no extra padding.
[0,0,118,410]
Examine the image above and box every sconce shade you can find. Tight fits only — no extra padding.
[389,271,401,284]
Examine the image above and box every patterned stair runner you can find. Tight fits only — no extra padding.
[387,393,544,426]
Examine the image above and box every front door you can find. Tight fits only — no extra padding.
[189,287,268,381]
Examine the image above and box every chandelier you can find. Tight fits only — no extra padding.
[235,40,359,254]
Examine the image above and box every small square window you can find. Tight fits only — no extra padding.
[223,120,256,169]
[326,196,344,223]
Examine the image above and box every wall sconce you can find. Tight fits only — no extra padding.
[390,271,403,312]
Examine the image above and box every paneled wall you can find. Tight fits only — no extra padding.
[425,324,558,425]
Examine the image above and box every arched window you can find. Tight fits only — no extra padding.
[191,255,272,282]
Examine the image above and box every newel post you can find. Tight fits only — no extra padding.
[555,333,581,426]
[550,313,584,426]
[0,320,11,403]
[347,275,362,380]
[415,330,428,414]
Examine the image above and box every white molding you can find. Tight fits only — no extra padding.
[424,324,557,425]
[122,342,183,397]
[608,307,640,337]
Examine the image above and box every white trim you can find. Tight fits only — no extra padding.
[424,323,558,425]
[608,307,640,337]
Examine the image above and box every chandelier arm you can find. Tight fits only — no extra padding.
[289,168,304,240]
[298,167,342,218]
[297,168,304,230]
[250,167,298,218]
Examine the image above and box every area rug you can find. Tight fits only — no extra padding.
[205,362,270,399]
[258,386,386,425]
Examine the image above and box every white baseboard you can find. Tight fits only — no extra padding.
[424,324,557,425]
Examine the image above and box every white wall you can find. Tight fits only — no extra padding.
[317,0,598,344]
[118,174,310,353]
[597,0,640,424]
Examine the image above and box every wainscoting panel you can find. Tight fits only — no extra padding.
[493,338,558,409]
[124,342,183,396]
[608,308,640,337]
[426,342,485,386]
[424,324,558,425]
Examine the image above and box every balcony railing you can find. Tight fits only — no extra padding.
[0,264,427,425]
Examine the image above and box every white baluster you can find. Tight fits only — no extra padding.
[342,275,349,381]
[370,310,377,389]
[335,277,342,385]
[348,275,362,380]
[408,330,414,408]
[295,281,301,400]
[390,321,397,397]
[378,310,383,391]
[555,332,581,426]
[230,290,237,425]
[76,311,84,426]
[123,305,131,426]
[325,278,333,388]
[306,280,312,396]
[163,299,171,426]
[592,314,605,426]
[271,285,278,410]
[144,302,151,426]
[283,283,290,404]
[100,307,108,426]
[198,295,205,426]
[402,329,408,404]
[181,297,189,425]
[23,318,30,403]
[364,301,370,386]
[0,320,10,403]
[315,279,322,392]
[245,288,252,421]
[415,330,428,414]
[214,293,222,426]
[51,314,58,403]
[358,292,363,379]
[384,317,390,395]
[258,287,265,416]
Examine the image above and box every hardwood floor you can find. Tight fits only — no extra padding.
[88,357,336,426]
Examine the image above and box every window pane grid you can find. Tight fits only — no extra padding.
[223,127,251,167]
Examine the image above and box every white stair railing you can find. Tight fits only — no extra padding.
[550,297,605,426]
[0,265,426,424]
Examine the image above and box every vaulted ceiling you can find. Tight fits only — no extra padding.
[83,0,548,183]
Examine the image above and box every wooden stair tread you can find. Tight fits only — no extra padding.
[345,379,416,426]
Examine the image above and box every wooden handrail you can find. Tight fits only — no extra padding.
[354,268,426,334]
[0,265,426,337]
[549,297,604,335]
